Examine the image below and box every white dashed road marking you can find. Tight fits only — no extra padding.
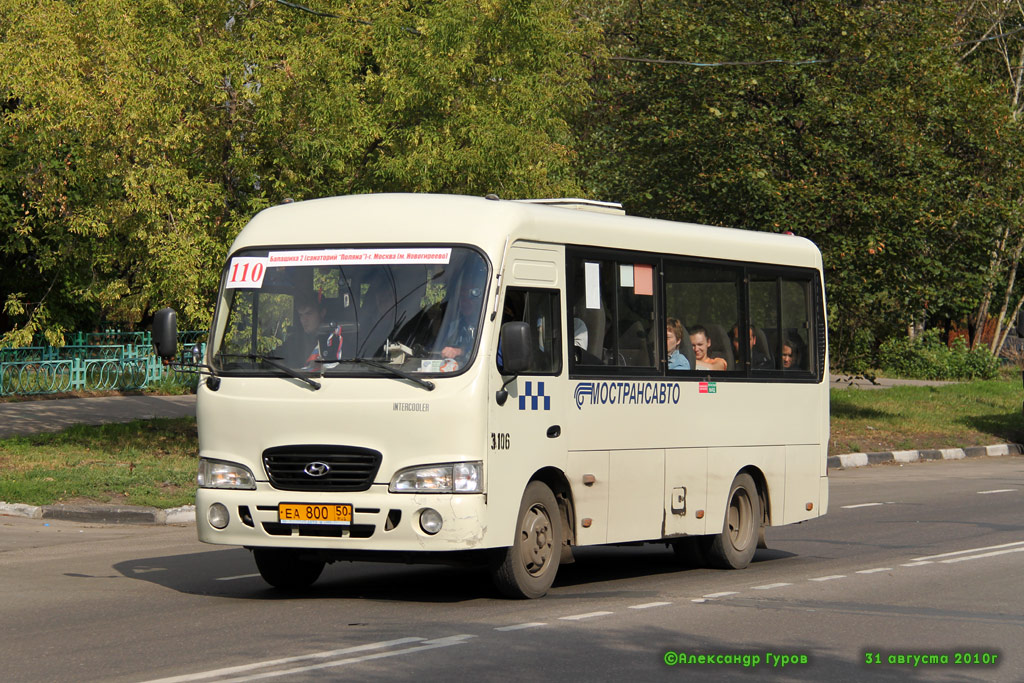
[495,623,546,632]
[856,568,892,574]
[559,611,613,621]
[752,582,792,590]
[809,575,846,582]
[977,489,1017,494]
[629,602,671,609]
[215,574,260,581]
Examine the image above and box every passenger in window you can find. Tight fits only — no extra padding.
[731,325,772,370]
[781,338,802,370]
[689,325,727,371]
[666,317,691,370]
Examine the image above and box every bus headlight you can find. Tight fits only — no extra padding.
[389,461,483,493]
[197,458,256,490]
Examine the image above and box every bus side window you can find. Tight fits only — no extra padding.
[664,260,742,372]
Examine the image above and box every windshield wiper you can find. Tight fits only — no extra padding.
[216,353,321,391]
[323,358,435,391]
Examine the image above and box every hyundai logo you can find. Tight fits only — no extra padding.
[303,461,331,477]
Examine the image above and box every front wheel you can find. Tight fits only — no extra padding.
[253,548,325,589]
[490,481,562,599]
[705,473,761,570]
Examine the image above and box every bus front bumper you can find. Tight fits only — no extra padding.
[195,486,491,552]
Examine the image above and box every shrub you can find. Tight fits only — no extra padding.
[878,329,1000,380]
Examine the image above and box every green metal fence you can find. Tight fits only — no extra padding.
[0,332,205,396]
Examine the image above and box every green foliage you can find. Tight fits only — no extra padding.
[145,371,199,395]
[0,0,596,343]
[878,329,1000,381]
[579,0,1023,370]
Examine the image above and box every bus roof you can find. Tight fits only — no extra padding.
[229,194,823,270]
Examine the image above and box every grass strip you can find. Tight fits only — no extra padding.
[0,418,197,508]
[830,379,1024,455]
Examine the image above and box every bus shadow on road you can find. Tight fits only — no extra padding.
[112,543,796,602]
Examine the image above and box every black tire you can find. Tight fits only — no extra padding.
[705,473,761,570]
[253,548,325,589]
[491,481,562,599]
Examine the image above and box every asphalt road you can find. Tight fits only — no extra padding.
[1,457,1022,682]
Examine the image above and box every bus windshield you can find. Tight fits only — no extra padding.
[211,246,489,376]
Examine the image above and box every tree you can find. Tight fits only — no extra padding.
[579,0,1021,369]
[0,0,596,344]
[956,0,1024,352]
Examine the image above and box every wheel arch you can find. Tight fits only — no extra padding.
[530,466,576,548]
[737,464,771,526]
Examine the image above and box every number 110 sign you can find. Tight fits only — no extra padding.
[225,257,269,289]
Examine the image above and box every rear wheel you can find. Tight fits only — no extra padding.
[491,481,562,599]
[253,548,325,589]
[705,473,760,569]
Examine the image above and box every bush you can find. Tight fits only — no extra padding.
[878,329,1000,380]
[145,369,199,395]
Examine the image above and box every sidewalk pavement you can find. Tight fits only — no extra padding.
[0,391,1021,525]
[0,394,196,439]
[829,375,959,390]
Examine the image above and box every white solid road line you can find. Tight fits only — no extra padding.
[139,637,426,683]
[911,540,1024,562]
[210,635,476,683]
[940,547,1024,564]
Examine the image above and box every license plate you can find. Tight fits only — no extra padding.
[278,503,352,526]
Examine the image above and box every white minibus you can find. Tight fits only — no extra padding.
[154,193,829,598]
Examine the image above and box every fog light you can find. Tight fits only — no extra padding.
[419,508,443,535]
[209,502,229,529]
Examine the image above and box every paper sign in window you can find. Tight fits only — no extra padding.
[585,262,601,309]
[634,264,654,296]
[619,264,634,287]
[226,257,268,289]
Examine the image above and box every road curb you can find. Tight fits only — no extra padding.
[0,502,196,525]
[828,443,1024,469]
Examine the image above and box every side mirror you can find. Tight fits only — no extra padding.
[153,307,178,360]
[499,322,532,375]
